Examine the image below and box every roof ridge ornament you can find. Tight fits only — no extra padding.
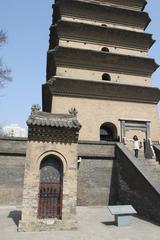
[31,104,41,115]
[69,107,78,117]
[47,77,56,85]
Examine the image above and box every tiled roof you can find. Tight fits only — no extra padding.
[27,111,81,130]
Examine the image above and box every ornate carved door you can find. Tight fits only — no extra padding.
[38,156,63,219]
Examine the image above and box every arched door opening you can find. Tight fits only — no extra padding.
[100,122,118,141]
[102,73,111,81]
[101,47,109,52]
[38,155,63,219]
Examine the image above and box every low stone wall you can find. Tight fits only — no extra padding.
[116,143,160,223]
[0,137,27,155]
[0,138,117,207]
[78,141,115,158]
[0,137,27,206]
[77,141,117,205]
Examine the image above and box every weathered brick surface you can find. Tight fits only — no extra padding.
[77,158,117,205]
[0,138,26,205]
[19,139,79,231]
[77,142,117,206]
[0,137,27,155]
[78,141,115,157]
[0,138,117,207]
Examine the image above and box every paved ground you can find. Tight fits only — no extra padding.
[0,206,160,240]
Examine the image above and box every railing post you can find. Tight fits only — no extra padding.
[144,139,155,159]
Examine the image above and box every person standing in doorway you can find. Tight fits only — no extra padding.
[132,135,141,158]
[124,135,142,158]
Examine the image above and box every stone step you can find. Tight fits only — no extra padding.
[143,165,160,171]
[139,163,159,168]
[140,160,159,166]
[151,176,160,179]
[128,151,160,184]
[149,170,160,173]
[144,167,160,171]
[147,173,160,178]
[139,158,157,161]
[138,159,160,183]
[138,167,160,180]
[144,165,160,169]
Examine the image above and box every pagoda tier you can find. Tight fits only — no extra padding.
[53,0,150,31]
[66,0,147,12]
[50,20,154,52]
[42,77,160,112]
[47,47,158,80]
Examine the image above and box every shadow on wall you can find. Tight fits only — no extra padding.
[8,210,22,227]
[108,158,118,205]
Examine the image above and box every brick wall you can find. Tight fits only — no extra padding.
[0,137,27,205]
[77,141,117,205]
[0,138,118,207]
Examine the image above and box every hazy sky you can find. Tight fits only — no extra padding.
[0,1,160,132]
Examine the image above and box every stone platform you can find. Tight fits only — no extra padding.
[0,206,159,240]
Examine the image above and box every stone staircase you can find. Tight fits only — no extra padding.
[128,147,160,185]
[116,143,160,223]
[138,158,160,183]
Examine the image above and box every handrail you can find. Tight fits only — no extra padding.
[153,144,160,164]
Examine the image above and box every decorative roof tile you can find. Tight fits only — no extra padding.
[27,106,81,130]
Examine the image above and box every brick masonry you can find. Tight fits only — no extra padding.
[0,137,26,205]
[19,111,80,231]
[0,138,118,207]
[77,158,117,205]
[1,137,160,225]
[77,141,117,205]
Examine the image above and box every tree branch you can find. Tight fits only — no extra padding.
[0,30,6,46]
[0,30,12,88]
[0,67,12,87]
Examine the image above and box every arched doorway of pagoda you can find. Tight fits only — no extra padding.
[38,155,63,219]
[100,122,118,141]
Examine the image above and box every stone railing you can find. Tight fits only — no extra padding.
[116,142,160,224]
[153,144,160,164]
[144,138,155,159]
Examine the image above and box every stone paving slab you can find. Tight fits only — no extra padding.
[0,206,160,240]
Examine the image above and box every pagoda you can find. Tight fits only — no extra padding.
[43,0,160,143]
[19,0,160,231]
